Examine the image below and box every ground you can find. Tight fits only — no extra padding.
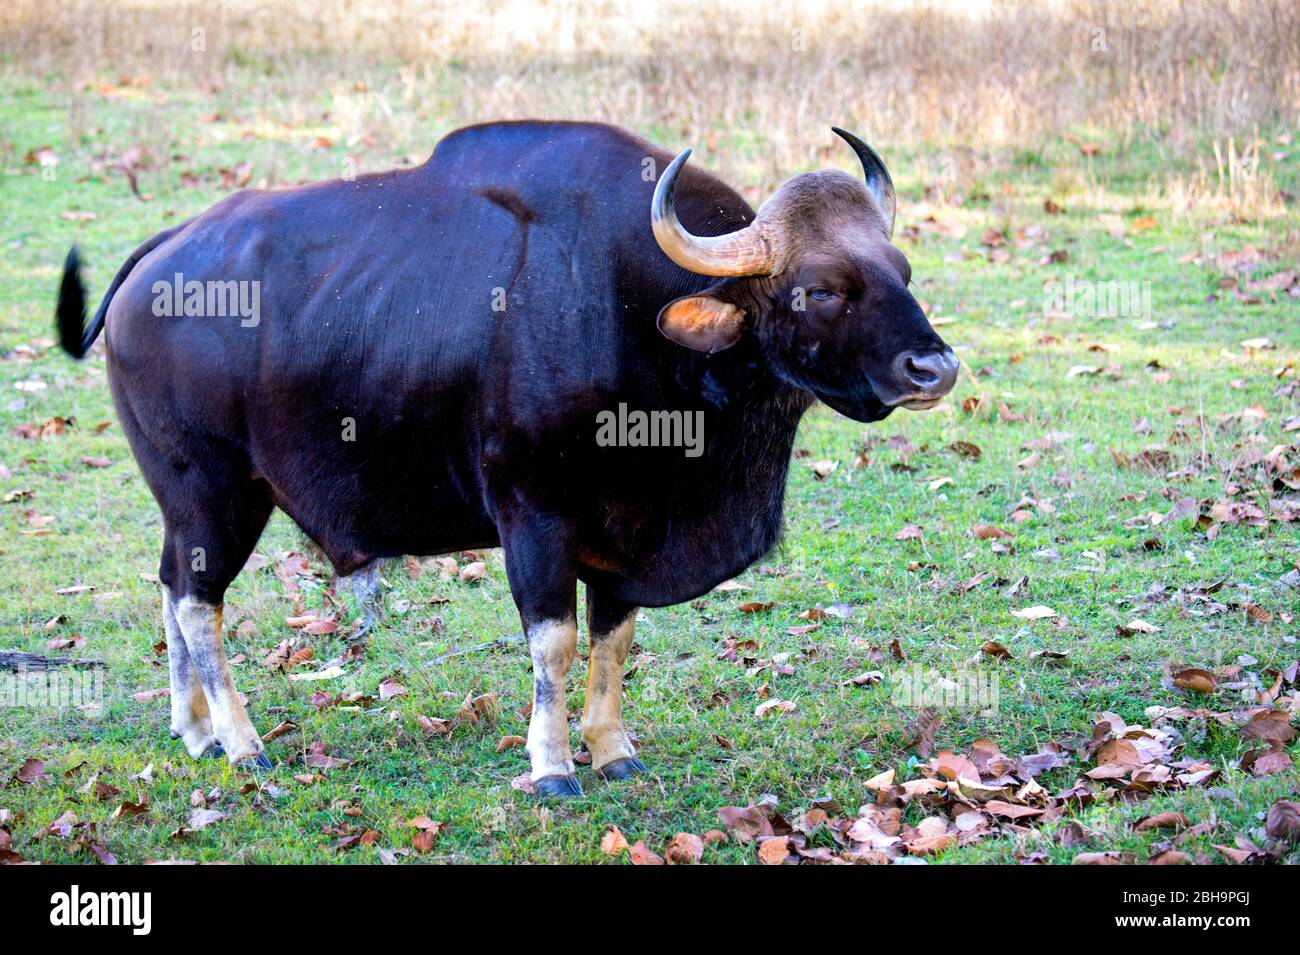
[1,77,1297,864]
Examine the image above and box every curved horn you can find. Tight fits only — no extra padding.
[831,127,896,238]
[651,148,777,277]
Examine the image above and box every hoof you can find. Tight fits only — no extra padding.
[237,752,274,771]
[533,773,584,798]
[175,731,221,760]
[595,756,648,781]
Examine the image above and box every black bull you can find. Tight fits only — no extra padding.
[56,121,956,795]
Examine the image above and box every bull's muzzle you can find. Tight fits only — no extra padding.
[887,348,960,409]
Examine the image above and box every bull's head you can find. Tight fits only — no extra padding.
[652,128,958,422]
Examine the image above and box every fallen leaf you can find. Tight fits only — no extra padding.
[754,699,797,718]
[112,797,149,819]
[1241,710,1296,746]
[16,758,52,785]
[418,716,453,737]
[756,836,792,865]
[1073,851,1133,865]
[408,816,445,854]
[664,832,704,865]
[600,826,629,856]
[1134,812,1189,832]
[628,840,664,865]
[1171,668,1217,694]
[1011,605,1057,621]
[1265,800,1300,842]
[187,808,224,830]
[1249,748,1292,777]
[302,741,351,771]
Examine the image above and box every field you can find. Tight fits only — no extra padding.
[1,0,1298,864]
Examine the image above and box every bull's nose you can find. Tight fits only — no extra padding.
[892,348,959,398]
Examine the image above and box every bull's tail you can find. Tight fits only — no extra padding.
[56,247,94,358]
[56,225,186,359]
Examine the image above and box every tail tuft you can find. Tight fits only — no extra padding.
[56,246,90,359]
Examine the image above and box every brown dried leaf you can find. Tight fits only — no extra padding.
[1134,812,1189,832]
[600,825,629,856]
[756,836,792,865]
[1171,668,1217,694]
[665,832,704,865]
[628,840,664,865]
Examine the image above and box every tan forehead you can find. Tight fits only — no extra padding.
[759,169,890,239]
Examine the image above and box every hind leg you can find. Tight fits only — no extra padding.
[341,559,384,641]
[157,480,273,767]
[164,592,219,758]
[171,594,267,766]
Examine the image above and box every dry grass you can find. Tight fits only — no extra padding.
[3,0,1298,191]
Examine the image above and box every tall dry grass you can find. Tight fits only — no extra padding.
[2,0,1298,187]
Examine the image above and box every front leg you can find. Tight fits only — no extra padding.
[499,511,583,798]
[581,589,646,780]
[525,617,580,795]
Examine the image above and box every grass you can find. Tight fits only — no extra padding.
[1,53,1298,863]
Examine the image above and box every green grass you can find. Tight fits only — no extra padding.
[1,76,1297,864]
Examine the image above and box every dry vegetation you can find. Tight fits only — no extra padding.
[4,0,1299,190]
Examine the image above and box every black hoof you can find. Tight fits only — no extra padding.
[532,773,584,798]
[237,752,274,771]
[203,743,226,759]
[595,756,648,781]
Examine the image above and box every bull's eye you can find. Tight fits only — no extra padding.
[808,288,835,302]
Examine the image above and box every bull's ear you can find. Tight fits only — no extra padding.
[657,292,745,353]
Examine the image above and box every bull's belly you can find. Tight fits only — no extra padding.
[585,544,775,608]
[575,500,784,608]
[272,485,501,575]
[257,435,498,574]
[274,473,769,604]
[260,426,785,602]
